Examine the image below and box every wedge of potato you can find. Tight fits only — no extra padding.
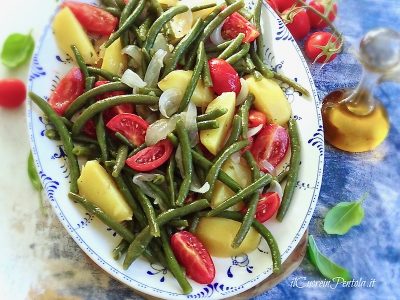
[101,38,127,77]
[195,217,261,257]
[246,76,291,125]
[77,160,132,222]
[52,7,98,65]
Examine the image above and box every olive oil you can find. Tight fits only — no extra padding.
[321,89,390,153]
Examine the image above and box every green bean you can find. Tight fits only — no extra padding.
[100,0,119,8]
[150,0,174,38]
[216,115,242,158]
[123,199,209,269]
[218,211,281,273]
[87,66,120,81]
[277,119,300,221]
[113,239,129,260]
[175,118,193,206]
[163,19,203,77]
[128,181,160,237]
[189,214,201,233]
[253,70,263,81]
[218,33,245,60]
[232,151,260,248]
[114,0,126,10]
[177,41,205,112]
[225,0,253,20]
[95,114,108,162]
[204,140,248,201]
[73,135,99,145]
[72,144,97,157]
[191,3,217,12]
[69,193,135,241]
[152,174,166,185]
[239,94,254,138]
[85,76,96,93]
[144,5,189,52]
[147,182,170,211]
[207,173,273,216]
[169,219,189,228]
[114,132,134,149]
[104,6,121,17]
[197,120,219,130]
[166,156,176,207]
[275,169,289,183]
[71,95,158,136]
[128,143,146,157]
[197,108,227,122]
[205,39,234,52]
[273,72,310,97]
[160,228,193,294]
[202,54,213,87]
[71,45,89,80]
[106,0,146,47]
[245,54,256,71]
[30,92,79,193]
[137,18,153,43]
[138,87,163,97]
[226,43,250,65]
[45,129,60,140]
[119,0,139,26]
[112,145,128,177]
[254,0,263,58]
[65,82,130,118]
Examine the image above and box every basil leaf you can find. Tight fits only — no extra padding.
[1,32,35,69]
[27,151,42,192]
[307,235,352,281]
[323,193,367,235]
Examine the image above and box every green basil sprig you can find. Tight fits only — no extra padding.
[1,32,34,69]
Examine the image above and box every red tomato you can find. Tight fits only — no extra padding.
[222,12,260,43]
[0,79,26,108]
[208,58,241,95]
[307,0,337,29]
[170,231,215,284]
[82,119,96,138]
[281,8,310,40]
[248,110,267,128]
[62,1,118,36]
[106,113,148,146]
[266,0,279,12]
[94,81,133,123]
[273,0,298,12]
[305,31,339,63]
[251,124,289,172]
[49,67,84,116]
[243,192,280,223]
[126,139,173,172]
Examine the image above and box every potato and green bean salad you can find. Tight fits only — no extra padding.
[30,0,304,293]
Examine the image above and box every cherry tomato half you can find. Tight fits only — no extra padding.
[62,1,118,36]
[126,139,173,172]
[307,0,337,30]
[266,0,279,12]
[49,67,84,116]
[251,124,289,172]
[0,79,26,109]
[171,231,215,284]
[248,110,267,128]
[243,192,280,223]
[222,12,260,43]
[106,113,148,146]
[273,0,298,12]
[281,8,310,40]
[305,31,339,63]
[208,58,241,95]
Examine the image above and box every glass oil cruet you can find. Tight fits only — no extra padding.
[321,28,400,153]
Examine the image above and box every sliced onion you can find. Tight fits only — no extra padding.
[122,45,142,68]
[144,49,167,87]
[175,145,184,177]
[153,34,173,61]
[170,8,193,39]
[231,152,241,164]
[121,69,147,89]
[190,182,210,194]
[269,180,284,200]
[247,124,263,138]
[145,117,178,145]
[236,78,249,106]
[210,22,227,45]
[184,102,199,147]
[133,174,158,200]
[260,159,275,175]
[159,88,182,118]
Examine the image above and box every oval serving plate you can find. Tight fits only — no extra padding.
[27,1,324,299]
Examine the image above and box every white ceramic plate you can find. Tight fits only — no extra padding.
[27,1,324,299]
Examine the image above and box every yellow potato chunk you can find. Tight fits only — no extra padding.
[191,0,217,23]
[195,217,261,257]
[158,0,178,6]
[101,38,127,77]
[200,92,236,155]
[52,7,98,65]
[212,158,252,210]
[77,160,132,222]
[246,76,292,125]
[158,70,215,107]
